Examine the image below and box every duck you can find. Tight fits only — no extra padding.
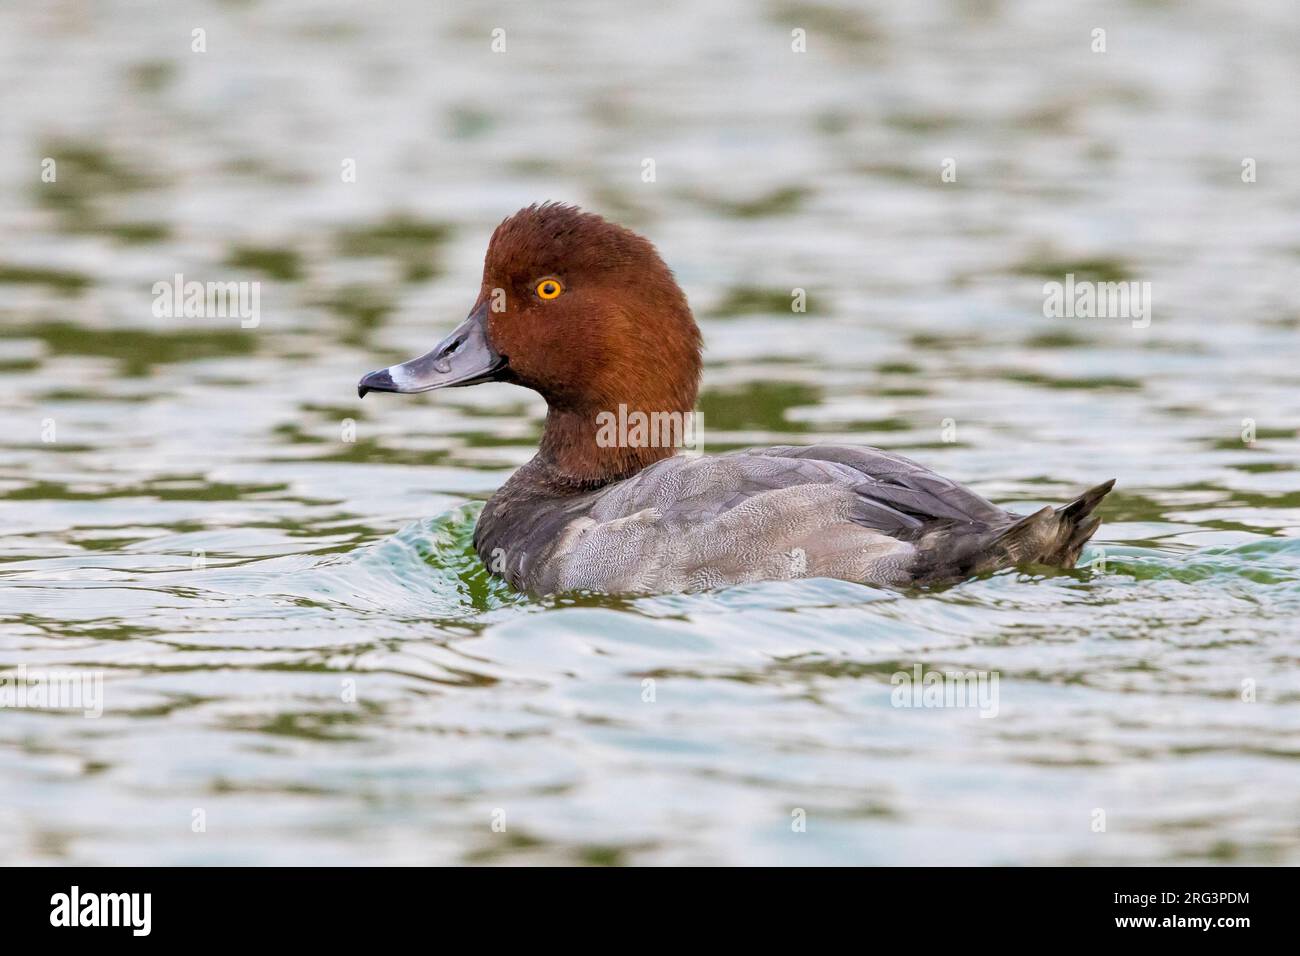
[359,203,1114,595]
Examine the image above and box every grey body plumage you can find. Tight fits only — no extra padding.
[474,443,1115,595]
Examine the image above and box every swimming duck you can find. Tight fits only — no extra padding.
[359,203,1114,594]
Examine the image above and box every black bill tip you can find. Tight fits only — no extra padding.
[357,367,396,398]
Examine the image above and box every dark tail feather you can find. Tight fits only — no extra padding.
[1043,479,1116,566]
[911,480,1117,584]
[988,479,1116,570]
[1056,478,1116,524]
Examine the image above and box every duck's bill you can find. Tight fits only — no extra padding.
[358,303,505,397]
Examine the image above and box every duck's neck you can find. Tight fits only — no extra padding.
[534,403,683,491]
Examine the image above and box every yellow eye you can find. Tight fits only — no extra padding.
[535,278,563,300]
